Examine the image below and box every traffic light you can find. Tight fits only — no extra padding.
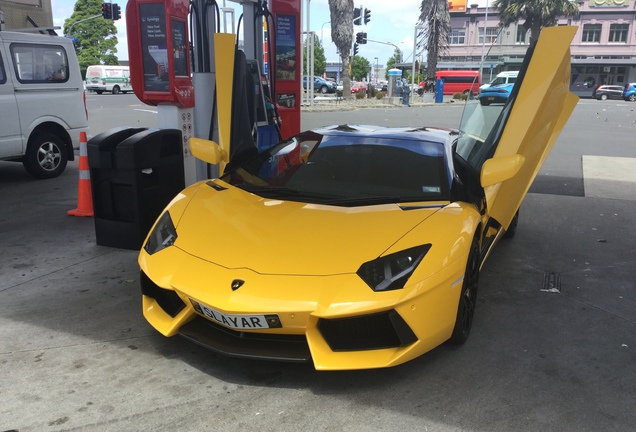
[356,32,367,44]
[353,43,358,57]
[364,8,371,25]
[112,3,121,20]
[101,2,112,20]
[353,7,362,25]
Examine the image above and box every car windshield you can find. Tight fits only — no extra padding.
[220,132,451,206]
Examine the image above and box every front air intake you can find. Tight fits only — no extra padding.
[318,310,417,351]
[140,271,185,317]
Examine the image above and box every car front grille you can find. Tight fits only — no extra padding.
[318,310,418,351]
[179,316,311,363]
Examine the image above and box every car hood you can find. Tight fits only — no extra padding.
[173,181,444,275]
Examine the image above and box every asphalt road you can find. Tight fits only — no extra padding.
[1,95,634,431]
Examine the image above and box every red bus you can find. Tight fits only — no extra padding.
[435,70,481,95]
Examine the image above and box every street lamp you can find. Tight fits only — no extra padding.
[320,21,330,42]
[374,57,378,84]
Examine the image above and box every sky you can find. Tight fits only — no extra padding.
[50,0,486,68]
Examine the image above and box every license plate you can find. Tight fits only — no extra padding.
[190,299,282,330]
[487,97,495,100]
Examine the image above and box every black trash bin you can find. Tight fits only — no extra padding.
[88,127,185,250]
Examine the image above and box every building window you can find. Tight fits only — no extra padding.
[582,24,601,43]
[609,24,628,43]
[449,29,466,45]
[516,26,528,44]
[478,27,499,44]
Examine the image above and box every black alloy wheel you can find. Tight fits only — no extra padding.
[448,235,480,345]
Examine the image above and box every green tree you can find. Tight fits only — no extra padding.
[417,0,450,84]
[384,47,403,80]
[302,33,327,76]
[63,0,119,77]
[493,0,580,42]
[328,0,354,98]
[351,55,370,81]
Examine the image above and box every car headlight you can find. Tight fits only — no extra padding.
[144,211,177,255]
[357,245,431,292]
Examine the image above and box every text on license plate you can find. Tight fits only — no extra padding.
[190,299,282,329]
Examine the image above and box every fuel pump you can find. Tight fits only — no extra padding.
[125,0,301,183]
[187,0,301,176]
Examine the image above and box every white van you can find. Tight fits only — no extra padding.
[479,71,519,91]
[0,31,89,178]
[85,64,132,94]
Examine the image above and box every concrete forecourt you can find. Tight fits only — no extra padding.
[1,93,635,431]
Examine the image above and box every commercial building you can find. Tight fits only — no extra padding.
[0,0,54,32]
[442,0,636,97]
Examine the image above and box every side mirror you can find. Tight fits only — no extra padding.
[480,154,525,187]
[189,137,227,165]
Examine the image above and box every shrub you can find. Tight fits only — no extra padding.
[355,91,366,99]
[375,91,386,100]
[452,92,469,101]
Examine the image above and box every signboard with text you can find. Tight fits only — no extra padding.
[126,0,194,107]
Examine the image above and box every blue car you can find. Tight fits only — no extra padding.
[479,83,514,106]
[624,83,636,102]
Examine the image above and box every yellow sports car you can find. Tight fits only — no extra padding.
[138,27,579,370]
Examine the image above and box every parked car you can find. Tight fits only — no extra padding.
[479,83,514,105]
[592,85,624,101]
[302,76,336,94]
[140,26,579,370]
[350,81,367,94]
[0,31,89,179]
[479,71,519,92]
[623,83,636,102]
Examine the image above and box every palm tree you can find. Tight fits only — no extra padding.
[417,0,451,83]
[328,0,354,97]
[493,0,580,43]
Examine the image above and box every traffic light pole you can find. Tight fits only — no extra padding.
[365,38,400,54]
[66,15,101,38]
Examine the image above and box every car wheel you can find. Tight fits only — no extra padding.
[503,210,519,239]
[112,85,120,95]
[448,235,480,345]
[629,94,636,102]
[23,133,68,179]
[320,85,328,94]
[600,94,607,101]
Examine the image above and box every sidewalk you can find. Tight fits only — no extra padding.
[300,92,455,112]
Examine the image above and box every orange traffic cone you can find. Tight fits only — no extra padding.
[67,131,94,217]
